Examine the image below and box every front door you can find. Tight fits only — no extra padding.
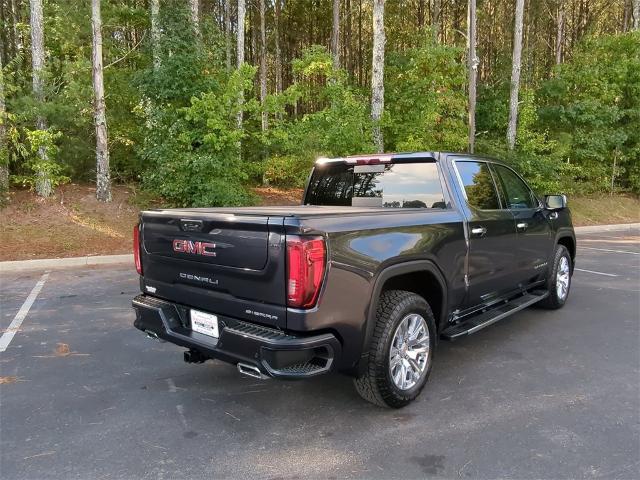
[453,160,519,308]
[490,163,553,284]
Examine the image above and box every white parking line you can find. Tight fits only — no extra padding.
[0,272,49,353]
[574,268,618,277]
[579,246,639,255]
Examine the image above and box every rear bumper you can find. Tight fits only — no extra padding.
[132,294,341,379]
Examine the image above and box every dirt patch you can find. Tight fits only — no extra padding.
[1,184,303,261]
[252,186,303,206]
[570,194,639,226]
[1,184,141,261]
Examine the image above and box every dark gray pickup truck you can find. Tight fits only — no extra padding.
[132,152,575,407]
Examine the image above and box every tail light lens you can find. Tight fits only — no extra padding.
[133,224,143,275]
[286,236,326,308]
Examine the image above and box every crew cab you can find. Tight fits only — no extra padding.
[132,152,575,407]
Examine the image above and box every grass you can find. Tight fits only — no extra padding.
[569,194,639,227]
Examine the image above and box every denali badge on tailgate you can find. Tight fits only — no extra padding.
[179,272,219,286]
[173,239,217,257]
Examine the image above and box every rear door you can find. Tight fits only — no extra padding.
[140,210,287,328]
[490,163,553,284]
[452,160,519,308]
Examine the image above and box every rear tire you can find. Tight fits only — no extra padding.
[354,290,436,408]
[539,244,572,309]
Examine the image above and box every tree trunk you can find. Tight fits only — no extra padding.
[92,0,111,202]
[345,0,352,76]
[274,0,282,95]
[236,0,245,137]
[506,0,525,150]
[11,0,23,56]
[358,0,363,87]
[151,0,160,70]
[555,2,564,64]
[331,0,340,70]
[467,0,477,154]
[29,0,51,197]
[371,0,385,153]
[259,0,267,131]
[0,54,8,194]
[633,0,640,29]
[225,0,232,71]
[190,0,199,35]
[432,0,441,42]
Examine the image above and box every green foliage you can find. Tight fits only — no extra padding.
[538,32,640,192]
[262,155,312,188]
[138,64,256,207]
[2,0,637,206]
[281,46,375,158]
[10,128,70,190]
[245,46,374,188]
[385,36,468,152]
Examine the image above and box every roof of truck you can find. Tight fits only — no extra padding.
[315,152,504,166]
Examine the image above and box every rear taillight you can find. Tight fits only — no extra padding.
[133,224,143,275]
[286,236,326,308]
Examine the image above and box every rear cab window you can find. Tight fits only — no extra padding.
[305,162,447,209]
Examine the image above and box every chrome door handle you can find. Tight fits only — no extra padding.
[516,222,528,230]
[471,227,487,237]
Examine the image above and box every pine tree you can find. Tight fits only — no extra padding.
[151,0,160,70]
[29,0,51,197]
[468,0,477,153]
[331,0,340,69]
[92,0,111,202]
[371,0,385,153]
[507,0,525,150]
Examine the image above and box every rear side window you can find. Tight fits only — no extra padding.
[492,164,537,209]
[305,162,446,208]
[455,161,500,210]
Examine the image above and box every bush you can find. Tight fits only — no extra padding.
[385,35,468,152]
[263,155,312,188]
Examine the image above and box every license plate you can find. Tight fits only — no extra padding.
[190,309,219,338]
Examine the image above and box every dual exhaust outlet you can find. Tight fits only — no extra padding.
[145,330,267,380]
[237,362,269,380]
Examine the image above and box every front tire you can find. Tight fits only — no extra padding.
[354,290,436,408]
[539,244,572,309]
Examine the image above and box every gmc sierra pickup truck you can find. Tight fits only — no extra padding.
[132,152,575,407]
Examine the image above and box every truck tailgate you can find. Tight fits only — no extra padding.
[139,210,287,328]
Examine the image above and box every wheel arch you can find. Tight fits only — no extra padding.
[361,261,448,360]
[557,235,576,269]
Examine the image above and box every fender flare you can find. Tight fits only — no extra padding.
[361,260,448,358]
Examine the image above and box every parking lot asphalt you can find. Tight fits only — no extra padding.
[1,228,639,479]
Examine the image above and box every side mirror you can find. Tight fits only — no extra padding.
[544,194,567,210]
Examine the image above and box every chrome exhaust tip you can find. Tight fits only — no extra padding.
[237,362,268,380]
[144,330,165,342]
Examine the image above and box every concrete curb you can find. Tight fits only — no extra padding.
[0,223,637,273]
[0,254,133,273]
[574,222,639,234]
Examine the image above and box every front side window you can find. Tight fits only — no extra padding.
[305,162,446,208]
[455,161,500,210]
[492,164,537,209]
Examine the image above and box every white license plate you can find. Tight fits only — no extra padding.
[190,309,219,338]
